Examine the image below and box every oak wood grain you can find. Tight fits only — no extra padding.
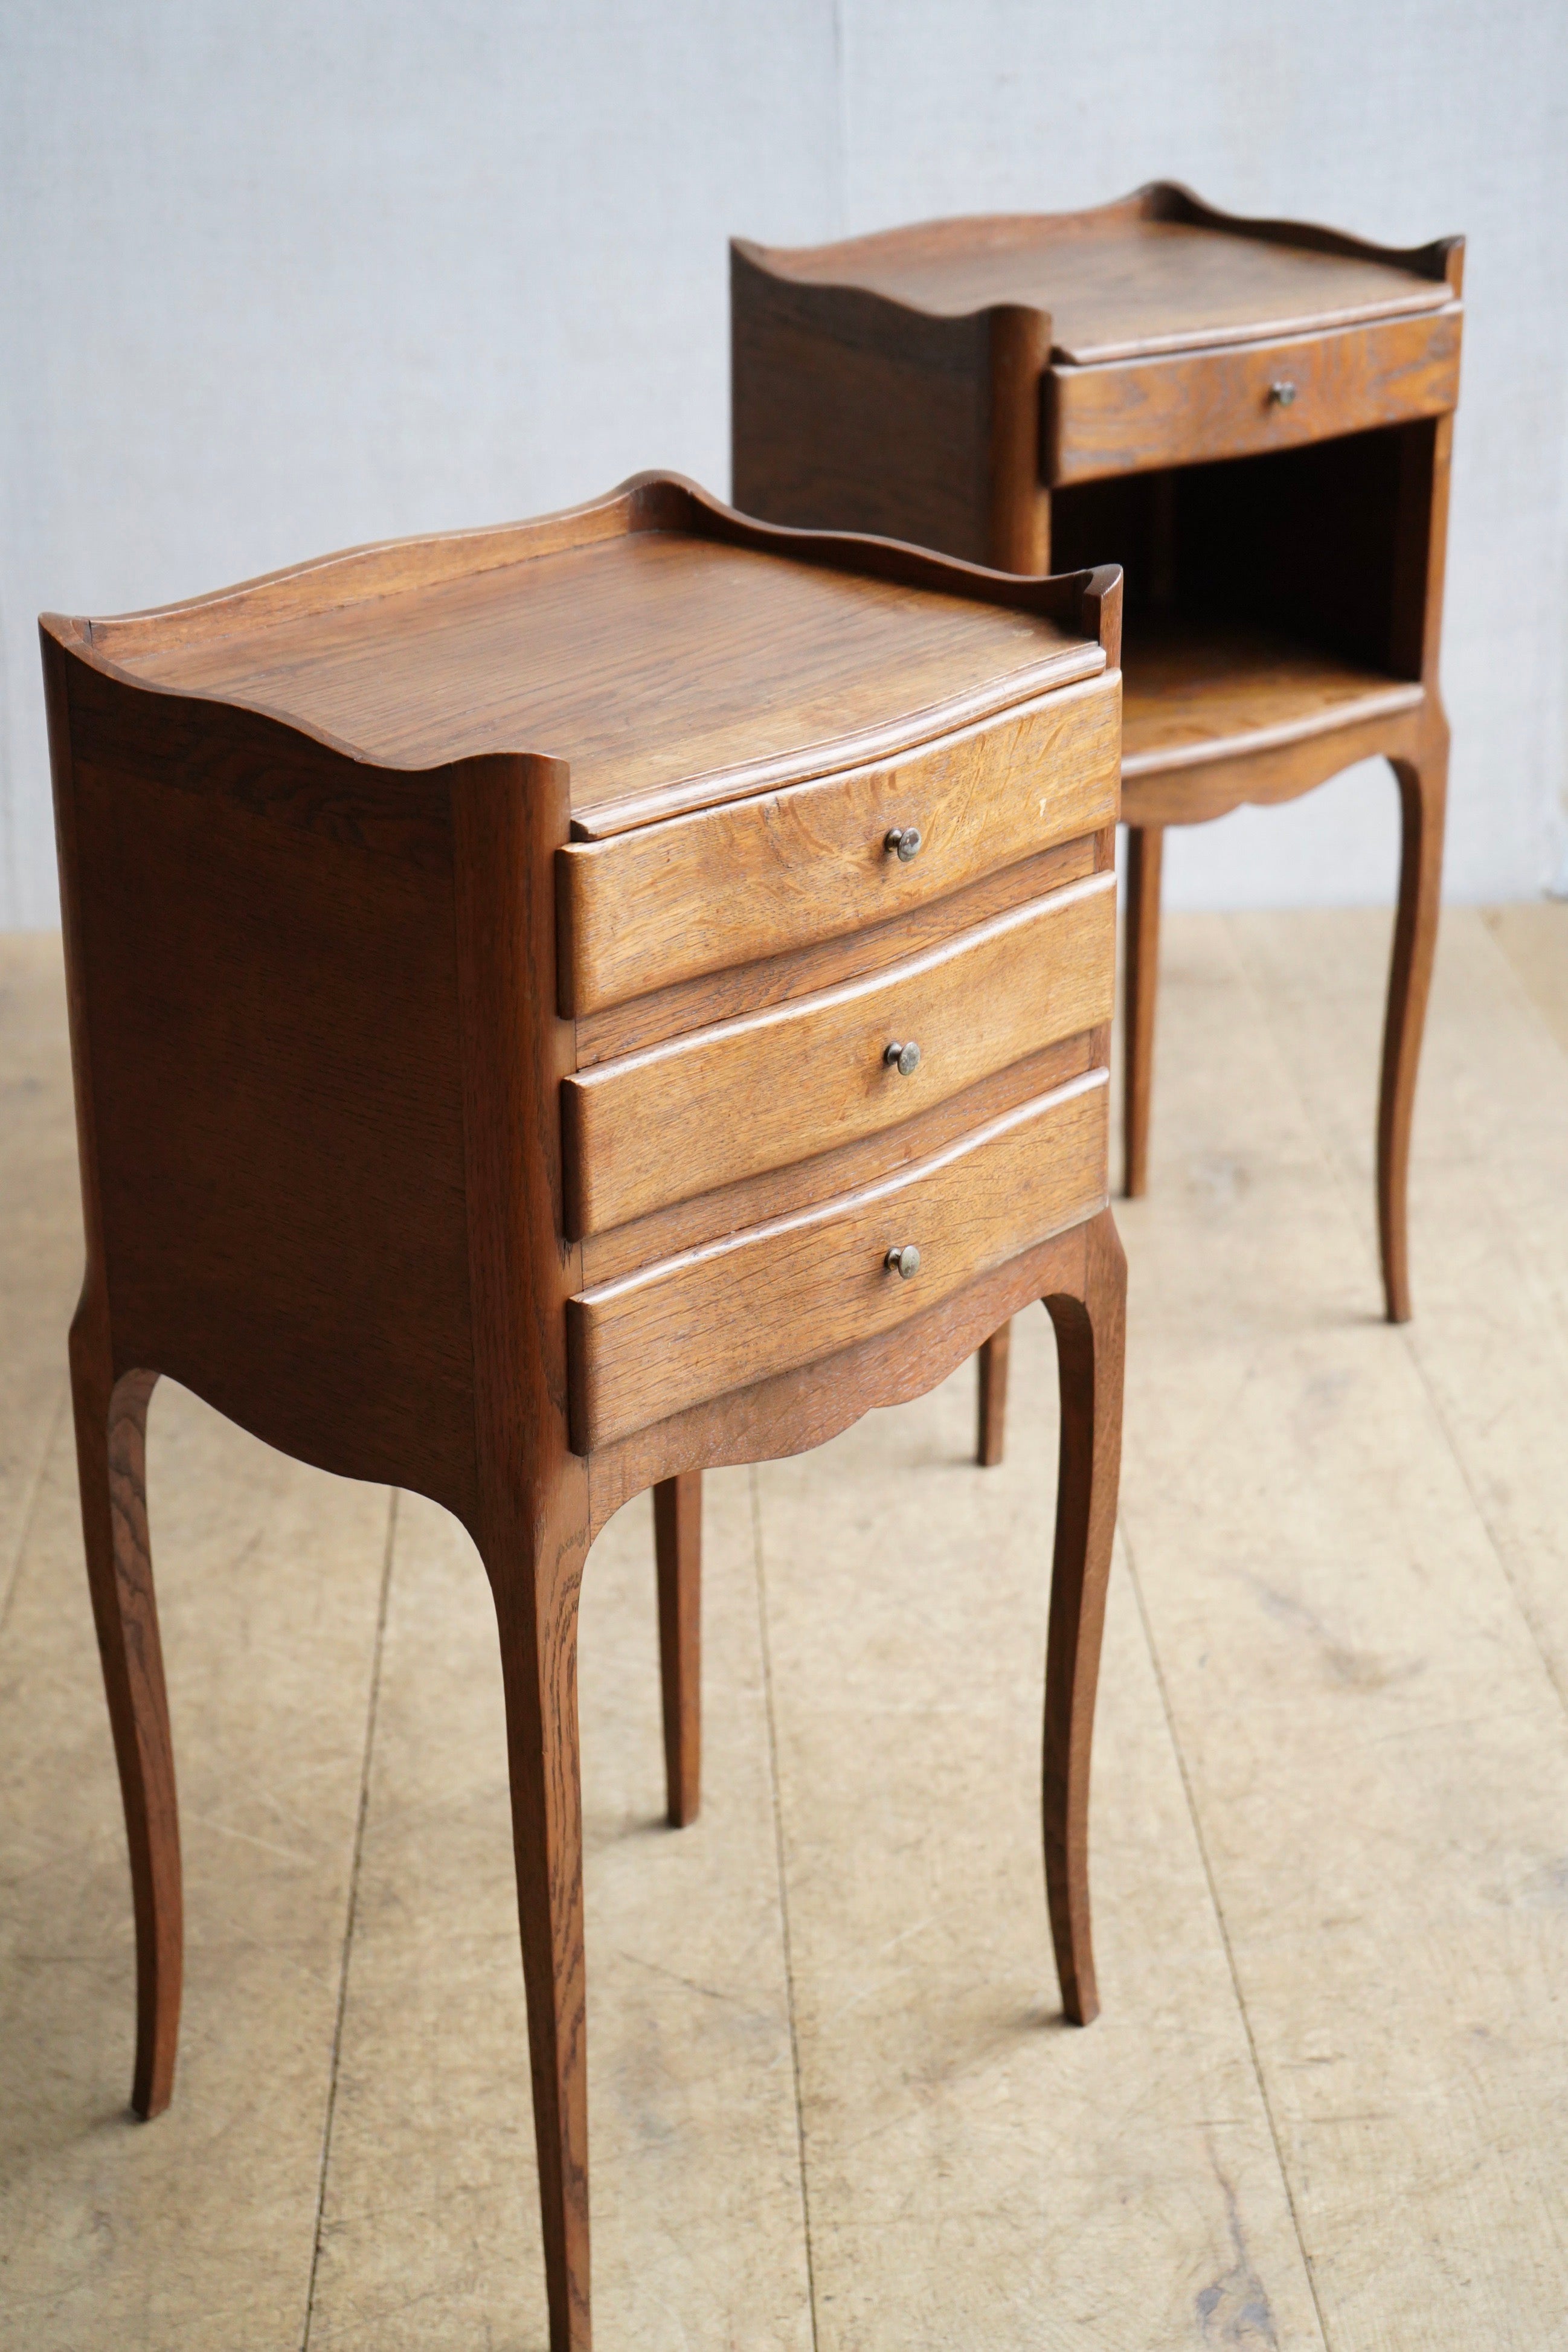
[1119,700,1424,830]
[731,247,1012,567]
[579,1029,1103,1291]
[1147,179,1462,307]
[1120,615,1424,778]
[988,304,1053,569]
[572,829,1105,1068]
[557,673,1119,1016]
[88,475,1101,835]
[568,1072,1109,1452]
[1047,307,1461,485]
[72,1362,178,2118]
[735,182,1454,365]
[45,625,185,2127]
[47,652,479,1516]
[584,1215,1108,1541]
[594,1207,1128,2036]
[563,872,1114,1236]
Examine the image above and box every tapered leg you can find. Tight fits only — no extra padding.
[1378,736,1447,1323]
[490,1512,592,2352]
[1042,1210,1127,2026]
[653,1473,701,1827]
[1123,825,1163,1199]
[68,1337,180,2119]
[975,1322,1011,1467]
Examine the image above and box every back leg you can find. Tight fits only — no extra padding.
[654,1473,701,1826]
[1378,738,1447,1322]
[975,1323,1011,1467]
[69,1334,179,2118]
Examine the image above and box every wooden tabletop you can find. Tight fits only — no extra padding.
[92,502,1102,834]
[742,202,1455,365]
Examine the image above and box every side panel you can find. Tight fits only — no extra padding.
[731,247,995,562]
[562,871,1115,1236]
[56,652,478,1512]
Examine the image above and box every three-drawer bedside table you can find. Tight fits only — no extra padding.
[732,180,1462,1434]
[43,475,1126,2350]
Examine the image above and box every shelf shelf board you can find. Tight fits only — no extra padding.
[1120,616,1422,777]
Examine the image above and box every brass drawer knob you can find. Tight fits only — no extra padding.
[884,1039,922,1076]
[1268,379,1298,407]
[885,824,923,862]
[884,1243,921,1279]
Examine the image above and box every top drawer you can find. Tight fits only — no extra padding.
[556,671,1119,1017]
[1046,306,1462,486]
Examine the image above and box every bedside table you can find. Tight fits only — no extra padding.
[732,179,1462,1418]
[43,475,1126,2351]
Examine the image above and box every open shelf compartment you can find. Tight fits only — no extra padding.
[1050,420,1435,776]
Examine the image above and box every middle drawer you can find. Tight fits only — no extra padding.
[561,867,1115,1238]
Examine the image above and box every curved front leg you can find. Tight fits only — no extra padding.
[1379,731,1447,1322]
[1041,1209,1127,2026]
[488,1501,593,2352]
[68,1333,179,2119]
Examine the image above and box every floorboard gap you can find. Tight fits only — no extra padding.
[1121,1519,1334,2352]
[750,1462,821,2352]
[300,1483,400,2352]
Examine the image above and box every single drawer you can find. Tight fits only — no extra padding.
[556,672,1119,1016]
[1047,306,1462,486]
[567,1067,1108,1451]
[562,869,1115,1238]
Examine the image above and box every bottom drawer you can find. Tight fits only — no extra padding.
[568,1067,1108,1451]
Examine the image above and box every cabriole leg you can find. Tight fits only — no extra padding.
[68,1335,179,2119]
[1378,737,1447,1322]
[653,1473,701,1827]
[490,1514,593,2352]
[1041,1210,1127,2026]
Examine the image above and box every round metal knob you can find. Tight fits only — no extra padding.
[884,1039,921,1076]
[884,1244,921,1279]
[885,824,923,862]
[1268,379,1298,407]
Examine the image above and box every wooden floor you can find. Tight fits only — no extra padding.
[2,904,1567,2350]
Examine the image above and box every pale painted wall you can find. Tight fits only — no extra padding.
[3,2,1564,925]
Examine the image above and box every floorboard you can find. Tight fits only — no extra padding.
[2,908,1565,2348]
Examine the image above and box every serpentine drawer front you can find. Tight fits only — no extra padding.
[567,1067,1110,1451]
[556,670,1119,1015]
[1047,307,1462,485]
[561,867,1116,1237]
